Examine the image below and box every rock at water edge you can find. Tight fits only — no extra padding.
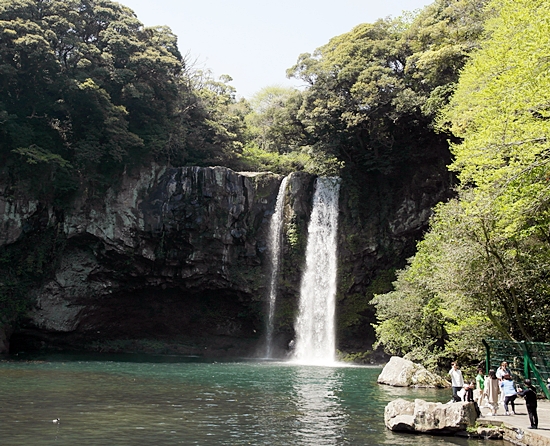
[377,356,449,388]
[385,398,478,434]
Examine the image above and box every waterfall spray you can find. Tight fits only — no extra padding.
[265,176,289,358]
[292,177,341,365]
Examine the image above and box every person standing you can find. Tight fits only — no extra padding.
[496,361,511,380]
[484,369,501,416]
[475,368,485,406]
[496,361,511,404]
[518,379,538,429]
[449,362,464,402]
[463,382,481,417]
[500,374,518,415]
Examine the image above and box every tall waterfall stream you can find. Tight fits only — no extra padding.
[292,177,341,365]
[264,176,288,358]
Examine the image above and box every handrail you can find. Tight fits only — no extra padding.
[483,338,550,399]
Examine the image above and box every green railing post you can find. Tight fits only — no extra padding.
[525,354,550,400]
[521,341,530,379]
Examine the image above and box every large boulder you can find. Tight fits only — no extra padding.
[384,398,415,432]
[413,399,477,433]
[378,356,449,388]
[385,398,478,434]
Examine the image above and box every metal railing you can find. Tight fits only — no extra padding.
[483,339,550,399]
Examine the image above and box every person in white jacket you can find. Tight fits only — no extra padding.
[449,362,464,402]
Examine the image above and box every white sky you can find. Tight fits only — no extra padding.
[119,0,435,98]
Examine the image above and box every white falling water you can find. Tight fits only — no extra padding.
[293,177,341,365]
[265,176,289,358]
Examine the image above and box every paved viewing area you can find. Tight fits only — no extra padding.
[478,399,550,445]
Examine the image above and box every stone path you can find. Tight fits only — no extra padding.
[478,399,550,445]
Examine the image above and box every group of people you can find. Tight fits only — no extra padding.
[449,361,539,429]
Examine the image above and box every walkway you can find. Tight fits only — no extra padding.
[478,399,550,445]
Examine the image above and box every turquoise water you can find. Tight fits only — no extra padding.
[0,355,501,445]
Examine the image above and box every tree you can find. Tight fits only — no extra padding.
[288,18,411,173]
[402,0,487,116]
[286,0,488,176]
[0,0,183,196]
[0,0,248,200]
[374,0,550,366]
[245,86,305,154]
[181,70,248,167]
[440,0,550,341]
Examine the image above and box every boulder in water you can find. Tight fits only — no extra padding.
[384,398,415,432]
[377,356,449,388]
[385,398,478,434]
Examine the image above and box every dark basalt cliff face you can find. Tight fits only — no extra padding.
[0,158,451,358]
[0,166,314,356]
[336,158,453,354]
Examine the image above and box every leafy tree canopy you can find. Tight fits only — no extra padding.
[245,85,305,154]
[373,0,550,368]
[286,0,488,176]
[0,0,245,201]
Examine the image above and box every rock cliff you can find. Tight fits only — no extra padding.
[336,149,453,353]
[0,156,451,357]
[0,166,314,355]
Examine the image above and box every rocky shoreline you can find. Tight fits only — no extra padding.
[379,357,550,445]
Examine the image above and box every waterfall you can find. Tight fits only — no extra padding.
[265,176,289,358]
[293,177,341,365]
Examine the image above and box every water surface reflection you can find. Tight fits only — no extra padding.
[0,356,506,445]
[291,366,347,444]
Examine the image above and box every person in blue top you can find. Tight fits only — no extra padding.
[500,374,517,415]
[496,361,512,404]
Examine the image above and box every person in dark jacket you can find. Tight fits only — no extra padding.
[517,379,538,429]
[463,382,481,417]
[463,382,475,402]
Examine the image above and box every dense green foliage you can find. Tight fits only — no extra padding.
[226,0,489,178]
[373,0,550,367]
[245,86,305,154]
[286,0,486,176]
[236,85,343,176]
[0,0,245,201]
[0,0,487,192]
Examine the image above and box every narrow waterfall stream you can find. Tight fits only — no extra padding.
[265,176,288,358]
[292,177,341,365]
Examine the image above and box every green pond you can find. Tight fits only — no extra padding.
[0,354,503,445]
